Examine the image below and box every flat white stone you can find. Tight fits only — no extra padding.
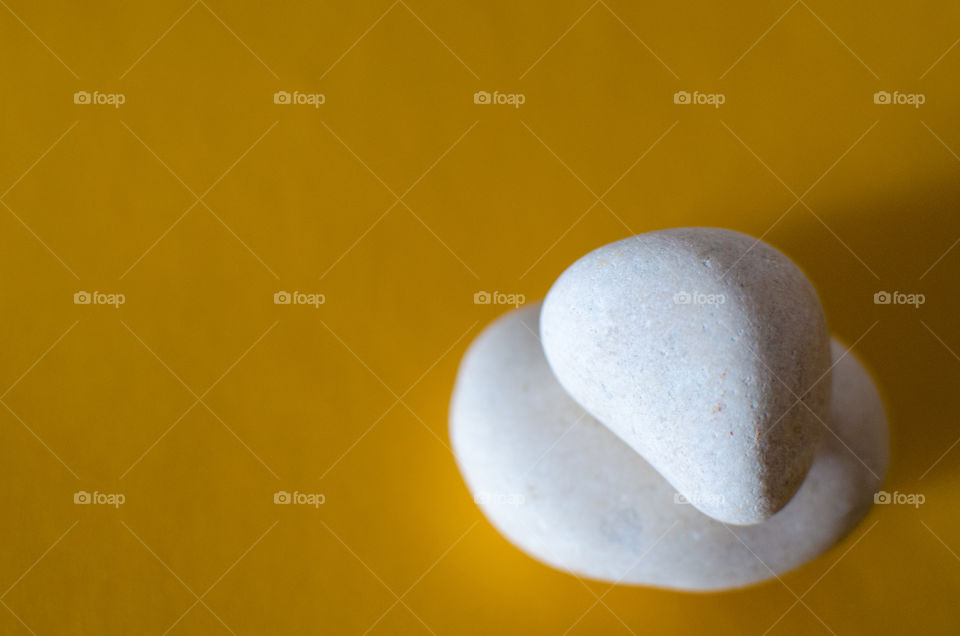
[450,304,888,591]
[540,228,831,524]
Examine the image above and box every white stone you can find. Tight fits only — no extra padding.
[540,228,831,524]
[450,304,887,591]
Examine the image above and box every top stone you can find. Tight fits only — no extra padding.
[540,228,831,524]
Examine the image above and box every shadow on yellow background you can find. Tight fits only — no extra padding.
[0,0,958,633]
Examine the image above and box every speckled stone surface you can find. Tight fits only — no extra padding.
[450,304,887,591]
[540,228,831,524]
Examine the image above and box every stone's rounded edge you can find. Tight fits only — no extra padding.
[450,302,601,577]
[538,227,832,526]
[448,303,538,498]
[674,227,833,525]
[452,303,889,591]
[747,240,833,522]
[825,337,890,488]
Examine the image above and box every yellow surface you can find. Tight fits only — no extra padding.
[0,1,958,633]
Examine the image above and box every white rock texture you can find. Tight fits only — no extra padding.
[450,303,887,591]
[540,228,831,524]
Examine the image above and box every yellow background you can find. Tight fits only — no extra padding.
[1,0,958,633]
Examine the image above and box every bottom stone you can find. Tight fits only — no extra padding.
[450,303,888,591]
